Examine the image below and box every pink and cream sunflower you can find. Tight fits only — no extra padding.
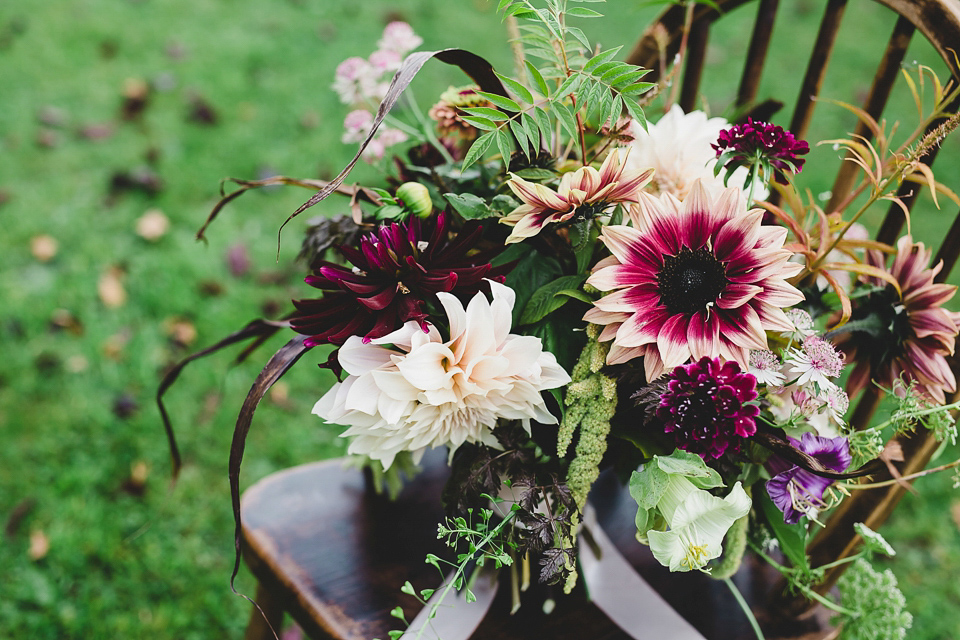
[584,180,804,381]
[837,235,960,403]
[501,151,653,244]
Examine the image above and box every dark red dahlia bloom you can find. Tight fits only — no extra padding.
[657,357,759,459]
[291,212,506,347]
[712,118,809,184]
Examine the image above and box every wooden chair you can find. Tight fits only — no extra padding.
[241,0,960,635]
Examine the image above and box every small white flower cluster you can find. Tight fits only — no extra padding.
[748,310,850,437]
[333,22,422,161]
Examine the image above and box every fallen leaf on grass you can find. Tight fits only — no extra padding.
[135,208,170,241]
[163,317,197,347]
[49,308,83,335]
[30,235,58,262]
[120,77,150,121]
[98,266,127,308]
[121,461,150,497]
[103,328,132,360]
[28,530,49,561]
[108,167,163,201]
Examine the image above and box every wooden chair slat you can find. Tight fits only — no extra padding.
[679,19,712,112]
[737,0,781,108]
[825,15,915,214]
[789,0,849,139]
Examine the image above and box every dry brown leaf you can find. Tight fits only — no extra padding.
[163,317,197,347]
[98,266,127,308]
[135,208,170,242]
[30,235,58,262]
[103,328,132,360]
[28,529,49,561]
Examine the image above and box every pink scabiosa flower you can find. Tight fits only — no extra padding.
[766,432,851,524]
[838,236,960,403]
[291,213,506,348]
[584,181,804,381]
[656,357,760,459]
[712,118,809,184]
[501,151,653,244]
[313,282,571,469]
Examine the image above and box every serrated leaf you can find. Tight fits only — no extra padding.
[566,26,591,51]
[476,90,522,112]
[462,106,509,121]
[555,73,582,98]
[583,47,623,73]
[533,106,553,144]
[525,60,550,98]
[520,112,541,152]
[460,130,495,171]
[566,6,604,17]
[495,128,514,166]
[444,192,495,220]
[496,72,535,105]
[623,97,647,131]
[619,81,656,96]
[519,274,588,325]
[459,115,498,131]
[605,94,623,129]
[592,61,625,78]
[513,167,555,181]
[509,118,529,155]
[610,69,651,90]
[554,101,579,139]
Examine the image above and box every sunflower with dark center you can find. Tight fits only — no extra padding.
[584,180,805,382]
[835,235,960,404]
[655,356,760,459]
[290,212,508,349]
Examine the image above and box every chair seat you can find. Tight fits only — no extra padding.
[240,450,836,640]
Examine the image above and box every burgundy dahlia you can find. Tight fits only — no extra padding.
[291,212,505,347]
[712,118,809,184]
[656,357,759,459]
[766,432,851,524]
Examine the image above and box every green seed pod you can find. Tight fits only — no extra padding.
[396,182,432,218]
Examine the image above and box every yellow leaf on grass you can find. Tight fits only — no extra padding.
[98,267,127,308]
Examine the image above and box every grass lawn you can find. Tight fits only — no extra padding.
[1,0,959,638]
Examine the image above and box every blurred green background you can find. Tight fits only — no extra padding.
[1,0,959,637]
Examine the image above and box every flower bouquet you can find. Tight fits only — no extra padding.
[160,2,960,639]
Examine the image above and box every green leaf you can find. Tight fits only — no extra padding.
[623,97,647,131]
[401,581,415,596]
[757,492,810,570]
[605,94,623,129]
[610,69,651,90]
[520,112,541,152]
[554,101,579,140]
[388,631,404,640]
[390,606,406,621]
[476,90,522,112]
[592,61,624,78]
[461,106,509,121]
[555,288,594,304]
[583,47,623,73]
[509,118,529,155]
[490,193,520,213]
[533,106,553,144]
[496,72,534,105]
[566,6,604,17]
[519,274,588,325]
[495,128,514,167]
[555,73,582,98]
[443,192,495,220]
[460,130,495,171]
[459,115,498,131]
[619,81,656,96]
[653,450,724,488]
[465,589,477,603]
[504,250,564,326]
[525,60,550,98]
[629,466,670,511]
[513,167,555,181]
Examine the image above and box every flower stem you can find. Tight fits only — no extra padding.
[840,456,960,490]
[724,577,766,640]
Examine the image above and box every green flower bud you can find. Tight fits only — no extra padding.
[396,182,432,218]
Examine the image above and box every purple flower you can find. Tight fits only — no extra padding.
[290,213,506,348]
[766,432,851,524]
[656,357,760,459]
[712,119,809,184]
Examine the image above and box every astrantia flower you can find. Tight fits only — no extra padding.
[749,349,785,386]
[785,334,844,392]
[291,213,505,348]
[712,118,809,184]
[428,85,492,143]
[766,432,851,524]
[584,181,804,380]
[376,21,423,55]
[656,357,759,459]
[312,281,571,468]
[501,151,653,243]
[838,236,960,403]
[622,105,758,200]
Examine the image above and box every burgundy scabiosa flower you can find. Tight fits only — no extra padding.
[837,235,960,403]
[712,118,809,184]
[584,180,804,381]
[291,212,505,348]
[656,357,760,459]
[766,432,851,524]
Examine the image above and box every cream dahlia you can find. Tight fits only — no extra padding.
[622,105,759,201]
[313,281,571,468]
[501,150,653,244]
[584,180,804,381]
